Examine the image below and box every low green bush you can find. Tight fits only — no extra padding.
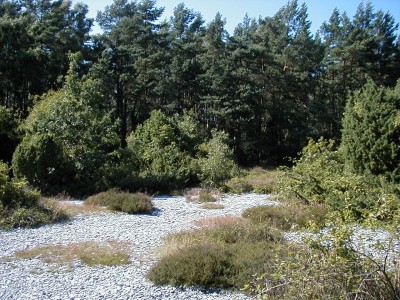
[85,190,153,214]
[148,243,232,288]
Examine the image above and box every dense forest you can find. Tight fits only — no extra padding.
[0,0,399,196]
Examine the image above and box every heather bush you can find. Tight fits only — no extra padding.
[242,203,328,230]
[201,203,224,210]
[85,190,153,214]
[148,243,232,288]
[148,221,283,289]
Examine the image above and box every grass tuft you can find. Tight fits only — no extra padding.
[14,240,131,267]
[201,203,225,210]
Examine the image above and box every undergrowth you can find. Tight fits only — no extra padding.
[226,168,283,194]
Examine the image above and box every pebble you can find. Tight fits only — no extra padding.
[0,194,277,300]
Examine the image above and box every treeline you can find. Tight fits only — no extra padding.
[1,0,399,195]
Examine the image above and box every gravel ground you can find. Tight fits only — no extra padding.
[0,193,278,300]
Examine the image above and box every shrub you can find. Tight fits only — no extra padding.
[12,134,73,195]
[244,221,400,299]
[197,130,238,187]
[148,221,284,290]
[225,177,253,194]
[206,222,282,245]
[1,161,68,228]
[342,79,400,181]
[276,138,400,223]
[0,160,39,209]
[148,244,232,288]
[17,57,119,196]
[127,110,199,191]
[85,190,153,214]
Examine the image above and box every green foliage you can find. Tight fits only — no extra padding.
[342,79,400,181]
[127,110,200,191]
[197,130,238,187]
[277,138,400,222]
[85,190,153,214]
[14,55,119,196]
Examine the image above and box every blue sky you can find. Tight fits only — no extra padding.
[73,0,400,35]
